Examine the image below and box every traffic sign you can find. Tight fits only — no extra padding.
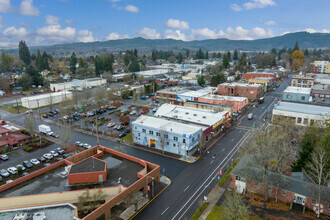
[148,185,150,191]
[219,169,222,175]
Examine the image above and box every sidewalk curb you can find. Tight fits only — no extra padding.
[130,180,171,219]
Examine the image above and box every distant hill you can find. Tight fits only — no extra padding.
[4,31,330,55]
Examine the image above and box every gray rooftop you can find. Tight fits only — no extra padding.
[69,157,106,174]
[274,101,330,116]
[232,155,330,203]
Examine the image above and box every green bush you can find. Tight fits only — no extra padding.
[17,166,23,175]
[23,145,33,152]
[190,202,209,220]
[218,159,240,187]
[32,138,40,143]
[21,129,30,136]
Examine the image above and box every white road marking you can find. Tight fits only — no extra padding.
[161,207,169,215]
[172,130,252,220]
[231,138,234,142]
[184,185,190,192]
[222,148,225,152]
[241,115,246,120]
[210,160,214,164]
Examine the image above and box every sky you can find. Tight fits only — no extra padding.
[0,0,329,48]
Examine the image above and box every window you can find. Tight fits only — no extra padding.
[135,127,137,129]
[156,132,160,136]
[173,143,176,147]
[173,136,178,141]
[142,129,146,133]
[303,118,308,124]
[312,199,316,205]
[183,139,186,143]
[138,133,140,137]
[149,130,154,135]
[164,134,168,138]
[192,137,195,142]
[281,190,286,196]
[297,117,302,123]
[286,94,290,99]
[166,142,169,145]
[301,96,305,100]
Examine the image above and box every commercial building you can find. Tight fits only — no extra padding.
[132,115,202,155]
[311,61,330,73]
[230,155,330,216]
[184,101,233,115]
[272,101,330,126]
[242,71,279,80]
[176,87,216,104]
[282,86,311,103]
[154,104,231,142]
[248,77,274,92]
[197,94,248,114]
[291,74,315,88]
[21,91,72,108]
[156,87,191,104]
[217,82,263,101]
[0,127,30,150]
[50,78,106,91]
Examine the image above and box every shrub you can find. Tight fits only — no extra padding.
[17,166,23,175]
[32,138,40,143]
[21,129,30,136]
[23,145,33,152]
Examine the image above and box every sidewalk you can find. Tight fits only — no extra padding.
[198,186,226,220]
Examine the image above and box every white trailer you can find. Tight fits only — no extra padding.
[38,125,51,134]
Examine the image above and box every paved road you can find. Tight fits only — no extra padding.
[0,74,292,219]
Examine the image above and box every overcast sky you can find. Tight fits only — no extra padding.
[0,0,329,47]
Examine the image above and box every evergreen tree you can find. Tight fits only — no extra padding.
[18,41,31,65]
[176,52,183,64]
[227,51,231,61]
[70,52,77,74]
[152,51,157,61]
[210,73,226,87]
[195,48,205,59]
[79,58,87,68]
[42,51,50,70]
[304,49,309,57]
[185,49,190,58]
[133,49,138,58]
[35,50,43,71]
[0,52,14,72]
[233,49,238,60]
[103,54,113,73]
[197,76,206,86]
[217,52,222,58]
[128,60,140,72]
[205,52,209,59]
[123,54,130,66]
[222,54,229,68]
[95,55,102,76]
[293,41,299,52]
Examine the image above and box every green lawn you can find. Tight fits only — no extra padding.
[121,132,133,143]
[206,206,262,220]
[190,202,209,220]
[0,106,29,114]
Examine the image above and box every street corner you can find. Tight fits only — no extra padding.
[160,175,172,185]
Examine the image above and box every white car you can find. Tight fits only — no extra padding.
[16,164,26,171]
[129,110,137,115]
[25,109,33,114]
[152,108,157,112]
[107,122,116,127]
[75,141,83,147]
[50,150,59,157]
[43,153,53,160]
[0,154,8,161]
[83,143,92,149]
[30,159,40,165]
[7,167,17,175]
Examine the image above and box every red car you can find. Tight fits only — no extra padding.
[0,120,6,126]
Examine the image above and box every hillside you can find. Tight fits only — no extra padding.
[4,31,330,55]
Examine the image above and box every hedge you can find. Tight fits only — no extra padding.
[190,202,209,220]
[23,145,33,152]
[219,158,240,187]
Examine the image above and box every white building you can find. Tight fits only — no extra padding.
[272,101,330,126]
[50,78,106,92]
[21,91,72,108]
[312,61,330,73]
[132,115,202,155]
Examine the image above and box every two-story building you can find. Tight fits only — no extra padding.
[217,82,263,101]
[132,115,202,155]
[282,86,311,103]
[291,74,315,88]
[156,87,190,105]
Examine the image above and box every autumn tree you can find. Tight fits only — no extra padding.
[290,50,304,71]
[119,115,130,125]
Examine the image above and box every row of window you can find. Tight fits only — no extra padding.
[139,128,196,143]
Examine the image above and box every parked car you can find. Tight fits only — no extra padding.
[152,108,157,112]
[0,154,9,161]
[30,158,40,165]
[7,167,17,175]
[75,141,83,147]
[23,160,33,168]
[6,179,13,184]
[248,113,253,120]
[107,122,116,127]
[129,110,137,115]
[56,147,65,154]
[16,164,26,171]
[42,114,48,118]
[119,132,127,138]
[25,109,33,114]
[0,169,10,177]
[22,172,29,176]
[50,150,59,157]
[83,143,92,149]
[124,128,130,134]
[48,112,55,117]
[0,120,6,125]
[39,156,46,163]
[116,125,124,130]
[43,153,53,160]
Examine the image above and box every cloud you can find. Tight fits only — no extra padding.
[166,19,189,30]
[125,4,139,13]
[46,15,60,25]
[305,28,316,33]
[218,26,273,40]
[230,4,242,11]
[104,32,129,40]
[65,19,75,26]
[19,22,31,27]
[191,28,218,39]
[243,0,276,10]
[265,20,276,25]
[3,26,28,38]
[0,0,12,13]
[137,27,161,39]
[163,30,187,41]
[108,0,121,2]
[36,25,75,42]
[305,28,330,34]
[19,0,40,16]
[77,30,96,42]
[0,16,4,29]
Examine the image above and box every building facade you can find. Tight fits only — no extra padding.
[132,115,202,155]
[311,61,330,73]
[282,87,311,103]
[248,77,274,92]
[291,75,315,88]
[217,82,263,101]
[21,91,73,108]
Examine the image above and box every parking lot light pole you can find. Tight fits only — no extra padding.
[96,117,99,146]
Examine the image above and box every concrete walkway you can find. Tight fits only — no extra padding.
[198,186,226,220]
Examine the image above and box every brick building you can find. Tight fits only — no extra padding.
[197,94,248,113]
[0,127,30,150]
[230,155,330,216]
[217,82,263,101]
[242,71,277,80]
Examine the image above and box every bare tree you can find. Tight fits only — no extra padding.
[94,87,107,108]
[306,146,329,218]
[24,114,36,137]
[57,125,73,147]
[222,190,251,220]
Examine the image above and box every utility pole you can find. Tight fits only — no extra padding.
[96,116,99,146]
[37,100,41,119]
[16,97,20,114]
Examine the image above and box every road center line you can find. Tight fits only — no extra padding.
[184,185,190,192]
[161,206,169,215]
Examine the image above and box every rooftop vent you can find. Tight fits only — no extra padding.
[185,112,189,114]
[203,116,206,119]
[194,114,197,116]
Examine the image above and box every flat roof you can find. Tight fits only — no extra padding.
[69,157,106,174]
[219,82,262,88]
[200,94,248,102]
[186,100,233,109]
[311,89,330,95]
[283,86,311,94]
[135,69,168,76]
[273,101,330,116]
[250,77,273,80]
[245,71,275,75]
[155,104,228,126]
[133,115,202,135]
[157,87,190,95]
[21,91,72,101]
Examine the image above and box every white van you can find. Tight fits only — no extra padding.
[247,113,253,120]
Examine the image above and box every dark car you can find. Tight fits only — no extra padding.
[96,110,103,115]
[42,114,49,118]
[124,128,130,134]
[39,156,46,162]
[73,116,80,121]
[53,110,59,115]
[23,160,33,168]
[119,132,127,138]
[48,112,54,117]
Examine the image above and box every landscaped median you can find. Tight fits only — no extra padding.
[190,202,210,220]
[218,158,240,187]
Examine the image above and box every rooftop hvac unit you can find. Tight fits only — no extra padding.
[194,114,197,116]
[203,116,206,119]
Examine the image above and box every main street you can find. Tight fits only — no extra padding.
[0,74,292,219]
